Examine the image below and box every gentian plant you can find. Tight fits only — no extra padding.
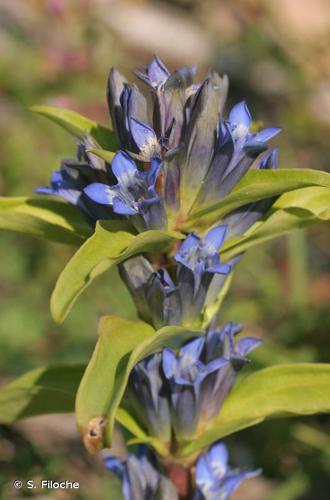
[1,55,330,499]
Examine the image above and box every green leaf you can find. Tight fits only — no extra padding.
[0,196,92,245]
[0,364,85,424]
[115,407,150,442]
[30,105,117,150]
[76,315,154,453]
[51,221,183,323]
[188,169,330,224]
[87,148,116,163]
[180,363,330,458]
[76,315,201,454]
[221,186,330,261]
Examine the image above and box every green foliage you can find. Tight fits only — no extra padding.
[221,186,330,260]
[75,316,154,443]
[188,168,330,225]
[30,105,117,150]
[179,363,330,458]
[51,222,183,323]
[76,315,201,453]
[87,148,116,163]
[0,196,92,245]
[0,364,85,424]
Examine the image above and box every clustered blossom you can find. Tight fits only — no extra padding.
[37,55,280,239]
[119,225,231,329]
[129,322,261,443]
[36,56,278,498]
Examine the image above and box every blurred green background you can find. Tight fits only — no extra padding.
[0,0,329,498]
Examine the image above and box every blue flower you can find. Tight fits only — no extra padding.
[129,118,160,161]
[84,151,166,230]
[175,226,231,284]
[228,101,280,145]
[194,102,281,210]
[136,56,200,151]
[104,447,178,500]
[36,135,115,221]
[107,68,149,152]
[36,168,81,206]
[194,441,261,500]
[174,225,231,324]
[203,321,262,364]
[135,55,170,89]
[199,322,262,422]
[162,337,229,440]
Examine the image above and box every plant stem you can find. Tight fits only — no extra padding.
[166,463,192,499]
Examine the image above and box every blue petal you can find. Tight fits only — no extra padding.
[254,127,281,143]
[172,376,195,387]
[147,156,162,186]
[207,442,229,478]
[202,357,228,377]
[148,56,170,86]
[236,337,262,356]
[84,183,116,205]
[206,263,231,275]
[229,101,251,128]
[258,147,279,170]
[130,118,157,151]
[113,197,137,215]
[103,456,124,478]
[174,233,200,267]
[220,469,262,498]
[111,151,137,183]
[180,337,204,363]
[162,348,177,379]
[195,454,215,489]
[35,187,53,195]
[204,225,228,252]
[50,170,65,185]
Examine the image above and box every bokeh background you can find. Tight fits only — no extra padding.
[0,0,329,498]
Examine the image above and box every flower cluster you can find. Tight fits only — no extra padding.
[37,56,280,237]
[119,225,231,328]
[104,442,260,500]
[129,322,261,443]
